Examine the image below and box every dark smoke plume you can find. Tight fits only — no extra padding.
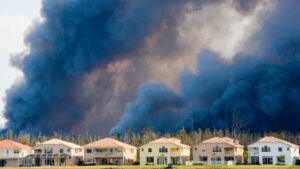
[4,0,192,134]
[111,0,300,134]
[4,0,288,135]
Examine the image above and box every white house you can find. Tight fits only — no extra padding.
[0,139,32,167]
[248,136,299,165]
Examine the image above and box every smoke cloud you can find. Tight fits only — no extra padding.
[111,0,300,133]
[6,0,294,135]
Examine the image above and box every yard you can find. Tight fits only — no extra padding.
[6,166,300,169]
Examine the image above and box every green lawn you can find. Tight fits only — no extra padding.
[7,166,300,169]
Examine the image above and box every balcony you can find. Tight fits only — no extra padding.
[225,151,234,156]
[0,153,23,159]
[93,152,124,157]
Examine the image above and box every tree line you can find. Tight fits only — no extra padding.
[1,127,300,149]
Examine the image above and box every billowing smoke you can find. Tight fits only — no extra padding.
[5,0,289,135]
[111,0,300,133]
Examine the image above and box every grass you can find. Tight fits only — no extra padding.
[6,165,300,169]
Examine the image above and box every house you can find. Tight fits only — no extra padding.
[140,137,190,165]
[0,139,32,167]
[193,137,244,165]
[247,136,299,165]
[23,138,84,166]
[84,138,137,165]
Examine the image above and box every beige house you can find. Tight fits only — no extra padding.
[0,139,32,167]
[140,137,190,165]
[193,137,244,165]
[24,138,84,166]
[84,138,137,165]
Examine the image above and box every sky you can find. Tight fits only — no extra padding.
[0,0,42,128]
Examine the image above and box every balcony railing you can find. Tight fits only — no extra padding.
[224,151,234,156]
[0,154,24,158]
[248,151,259,156]
[170,152,190,156]
[93,152,124,157]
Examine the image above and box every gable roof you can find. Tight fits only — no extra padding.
[146,137,190,148]
[36,138,83,149]
[200,137,243,148]
[0,139,31,150]
[254,136,299,148]
[85,138,136,149]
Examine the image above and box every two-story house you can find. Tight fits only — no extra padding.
[140,137,190,165]
[84,138,137,165]
[248,136,299,165]
[27,138,84,166]
[193,137,244,165]
[0,139,32,167]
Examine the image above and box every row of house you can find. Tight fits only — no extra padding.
[0,136,299,167]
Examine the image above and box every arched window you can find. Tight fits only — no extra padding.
[261,146,271,152]
[212,146,222,152]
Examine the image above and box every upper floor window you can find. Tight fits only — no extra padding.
[278,147,282,152]
[14,149,19,154]
[212,146,221,152]
[148,148,152,152]
[141,148,144,152]
[67,149,70,152]
[44,147,53,154]
[159,146,168,153]
[262,146,270,152]
[86,149,92,153]
[194,147,197,151]
[287,147,290,151]
[201,147,206,152]
[60,149,64,153]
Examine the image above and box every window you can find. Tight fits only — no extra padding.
[148,148,152,152]
[86,149,92,153]
[14,149,19,154]
[211,156,221,164]
[194,147,197,151]
[159,146,168,153]
[287,147,290,151]
[262,146,270,152]
[60,149,64,153]
[262,156,273,165]
[45,157,54,166]
[199,156,207,161]
[212,146,221,152]
[277,155,285,163]
[44,148,53,154]
[278,147,282,152]
[146,157,154,164]
[5,149,9,156]
[157,157,167,165]
[67,149,70,152]
[201,147,206,152]
[141,148,144,152]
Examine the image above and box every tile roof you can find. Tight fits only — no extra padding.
[256,136,299,148]
[84,138,136,149]
[36,138,83,148]
[147,137,190,148]
[0,139,31,150]
[201,137,243,148]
